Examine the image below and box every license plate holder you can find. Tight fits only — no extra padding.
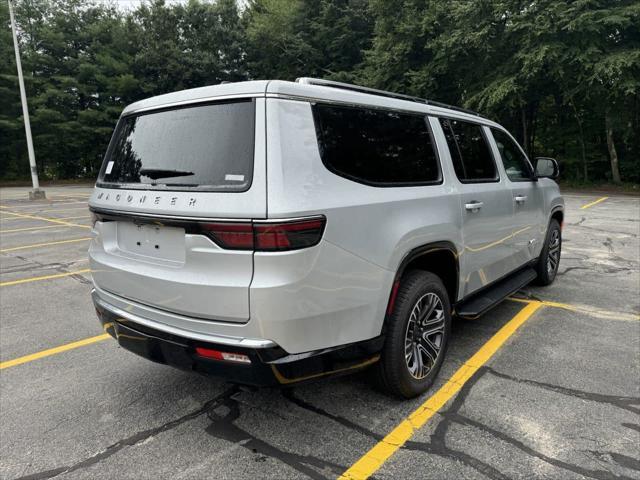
[116,222,186,263]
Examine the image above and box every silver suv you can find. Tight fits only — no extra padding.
[89,78,563,398]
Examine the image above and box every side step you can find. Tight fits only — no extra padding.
[455,267,537,319]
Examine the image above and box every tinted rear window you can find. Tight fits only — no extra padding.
[440,118,498,182]
[98,100,255,192]
[312,104,441,186]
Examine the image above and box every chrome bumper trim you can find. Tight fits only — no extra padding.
[91,289,276,349]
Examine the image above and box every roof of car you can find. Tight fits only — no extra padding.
[122,79,498,127]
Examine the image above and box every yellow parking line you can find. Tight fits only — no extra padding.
[0,200,88,209]
[339,301,542,480]
[0,206,88,215]
[56,215,90,221]
[0,268,91,287]
[0,334,109,370]
[580,196,608,209]
[37,206,88,214]
[0,237,91,252]
[509,297,639,321]
[0,209,90,229]
[1,224,79,233]
[0,214,89,223]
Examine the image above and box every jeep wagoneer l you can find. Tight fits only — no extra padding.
[89,78,563,398]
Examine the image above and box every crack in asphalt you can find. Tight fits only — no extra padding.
[15,387,240,480]
[7,364,640,480]
[442,369,638,479]
[283,366,639,480]
[485,367,640,415]
[283,388,509,479]
[568,220,639,238]
[589,451,640,472]
[621,423,640,434]
[205,389,347,480]
[556,266,592,277]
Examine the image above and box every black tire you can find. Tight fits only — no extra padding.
[534,218,562,286]
[374,270,452,398]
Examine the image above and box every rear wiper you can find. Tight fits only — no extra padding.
[140,168,195,180]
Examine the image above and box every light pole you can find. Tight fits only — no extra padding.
[8,0,45,200]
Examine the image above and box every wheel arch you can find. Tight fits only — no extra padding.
[550,206,564,227]
[384,241,459,326]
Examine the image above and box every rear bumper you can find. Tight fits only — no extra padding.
[92,290,382,386]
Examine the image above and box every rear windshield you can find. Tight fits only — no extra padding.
[98,100,255,192]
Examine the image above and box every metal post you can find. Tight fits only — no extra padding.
[8,0,45,200]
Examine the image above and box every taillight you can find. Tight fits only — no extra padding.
[201,222,254,250]
[199,217,325,252]
[254,218,325,251]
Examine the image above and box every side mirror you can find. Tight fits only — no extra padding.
[534,157,559,180]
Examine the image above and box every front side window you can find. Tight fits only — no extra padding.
[491,128,533,181]
[98,100,255,192]
[312,104,441,186]
[439,118,498,183]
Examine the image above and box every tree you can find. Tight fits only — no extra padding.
[560,0,640,184]
[0,0,26,179]
[244,0,372,81]
[1,0,638,184]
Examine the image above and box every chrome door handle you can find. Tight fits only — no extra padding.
[514,195,528,203]
[465,201,484,211]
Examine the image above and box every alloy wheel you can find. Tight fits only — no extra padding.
[547,229,561,275]
[404,292,445,380]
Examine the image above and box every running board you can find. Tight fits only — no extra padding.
[455,267,537,319]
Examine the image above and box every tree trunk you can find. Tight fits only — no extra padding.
[570,99,588,182]
[530,107,537,157]
[521,107,528,154]
[605,108,622,184]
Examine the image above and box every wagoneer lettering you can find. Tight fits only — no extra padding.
[89,78,563,398]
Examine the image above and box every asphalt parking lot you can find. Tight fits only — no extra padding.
[1,185,639,480]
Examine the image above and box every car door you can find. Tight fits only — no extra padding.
[439,118,515,297]
[489,128,545,267]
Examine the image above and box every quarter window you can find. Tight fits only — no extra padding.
[312,104,441,186]
[439,118,498,182]
[491,129,533,181]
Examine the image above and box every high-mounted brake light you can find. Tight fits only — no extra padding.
[199,217,326,252]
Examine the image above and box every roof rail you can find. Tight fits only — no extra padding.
[295,77,484,118]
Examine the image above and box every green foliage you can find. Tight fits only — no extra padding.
[1,0,638,183]
[244,0,371,80]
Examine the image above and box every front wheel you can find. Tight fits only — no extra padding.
[374,270,452,398]
[534,218,561,286]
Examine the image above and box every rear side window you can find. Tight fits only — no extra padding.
[312,104,441,186]
[491,128,533,181]
[98,100,255,192]
[440,118,498,183]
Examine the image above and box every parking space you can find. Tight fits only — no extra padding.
[1,186,638,480]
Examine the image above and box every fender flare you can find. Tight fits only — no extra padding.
[384,241,460,326]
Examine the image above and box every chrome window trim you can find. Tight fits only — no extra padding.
[265,92,498,127]
[125,93,264,116]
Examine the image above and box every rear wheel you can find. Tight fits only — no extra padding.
[535,219,561,286]
[374,271,451,398]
